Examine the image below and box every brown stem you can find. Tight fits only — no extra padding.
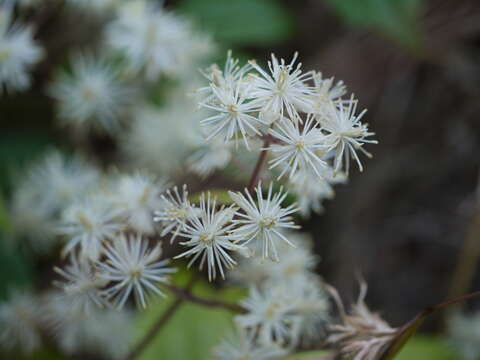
[247,138,271,191]
[164,283,247,314]
[124,277,197,360]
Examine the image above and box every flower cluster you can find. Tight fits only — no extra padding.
[197,51,377,216]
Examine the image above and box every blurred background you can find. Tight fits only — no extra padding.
[1,0,480,359]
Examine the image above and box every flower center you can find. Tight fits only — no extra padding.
[77,213,93,230]
[259,216,276,229]
[226,104,238,114]
[200,233,215,243]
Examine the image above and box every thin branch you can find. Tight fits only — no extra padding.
[248,138,271,191]
[124,277,197,360]
[164,283,247,314]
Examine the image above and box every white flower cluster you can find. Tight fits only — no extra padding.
[197,51,377,216]
[214,232,330,359]
[0,288,133,358]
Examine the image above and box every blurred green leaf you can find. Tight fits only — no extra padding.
[395,335,457,360]
[189,189,235,205]
[135,271,245,360]
[325,0,424,52]
[0,239,33,300]
[179,0,295,46]
[282,350,332,359]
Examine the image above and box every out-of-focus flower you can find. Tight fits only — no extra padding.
[107,0,213,81]
[309,71,347,114]
[229,183,299,261]
[289,168,347,217]
[99,234,175,309]
[248,53,314,122]
[49,55,133,134]
[175,192,248,281]
[9,150,100,252]
[154,184,196,243]
[187,139,233,178]
[53,255,107,314]
[267,114,329,179]
[44,291,133,359]
[230,231,318,286]
[123,100,203,174]
[213,324,288,360]
[0,4,43,92]
[236,285,300,346]
[318,97,377,175]
[59,196,124,261]
[0,289,43,354]
[110,171,168,235]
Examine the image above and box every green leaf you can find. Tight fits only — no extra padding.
[325,0,424,53]
[178,0,295,46]
[189,189,235,206]
[395,336,457,360]
[135,272,245,360]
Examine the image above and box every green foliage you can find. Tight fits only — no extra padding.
[189,189,235,206]
[135,271,245,360]
[178,0,295,46]
[325,0,424,53]
[395,335,457,360]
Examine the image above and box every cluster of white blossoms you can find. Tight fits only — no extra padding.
[196,51,377,217]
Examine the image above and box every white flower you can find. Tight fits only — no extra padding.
[229,183,299,261]
[111,172,168,235]
[49,55,133,133]
[175,192,248,281]
[248,53,314,122]
[9,150,100,252]
[230,231,318,286]
[267,114,329,179]
[59,197,124,261]
[286,275,330,345]
[309,71,347,113]
[289,168,346,217]
[123,100,203,174]
[319,96,377,174]
[187,138,233,178]
[43,291,133,359]
[0,5,43,92]
[99,234,175,309]
[107,0,213,81]
[53,255,107,314]
[154,184,195,243]
[236,285,300,345]
[198,50,252,103]
[199,82,264,149]
[213,324,288,360]
[0,289,43,354]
